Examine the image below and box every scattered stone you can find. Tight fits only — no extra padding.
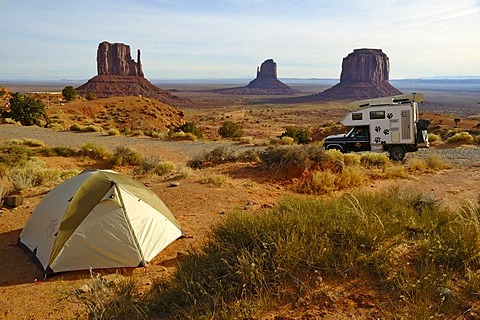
[76,284,91,294]
[169,181,180,187]
[4,195,24,208]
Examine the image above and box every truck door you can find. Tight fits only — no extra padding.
[346,126,370,152]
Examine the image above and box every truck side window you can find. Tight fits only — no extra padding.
[352,113,362,120]
[370,111,385,119]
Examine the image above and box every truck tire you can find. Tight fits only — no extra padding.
[389,146,405,161]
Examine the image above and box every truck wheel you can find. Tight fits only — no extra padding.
[389,146,405,161]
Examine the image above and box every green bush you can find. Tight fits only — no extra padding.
[175,122,203,139]
[218,121,244,138]
[280,126,311,144]
[2,93,49,126]
[62,86,77,101]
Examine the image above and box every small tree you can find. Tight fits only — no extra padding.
[218,121,244,138]
[3,93,48,126]
[62,86,77,101]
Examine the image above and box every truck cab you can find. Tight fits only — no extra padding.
[323,93,429,160]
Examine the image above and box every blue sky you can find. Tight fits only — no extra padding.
[0,0,479,80]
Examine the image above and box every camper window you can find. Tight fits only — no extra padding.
[352,113,362,120]
[370,111,385,119]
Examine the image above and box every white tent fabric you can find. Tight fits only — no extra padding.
[18,170,183,274]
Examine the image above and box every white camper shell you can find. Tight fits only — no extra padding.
[324,93,429,160]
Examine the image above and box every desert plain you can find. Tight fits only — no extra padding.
[0,79,479,319]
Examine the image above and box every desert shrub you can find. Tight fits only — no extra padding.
[106,128,121,136]
[427,133,442,143]
[407,157,427,171]
[85,92,97,101]
[20,138,45,147]
[446,132,474,144]
[280,126,311,144]
[75,271,147,320]
[69,123,84,131]
[7,159,61,190]
[382,164,410,179]
[239,136,253,145]
[62,86,77,101]
[343,153,361,166]
[426,154,451,170]
[80,142,110,160]
[187,147,260,169]
[260,145,327,177]
[2,93,49,126]
[108,146,144,167]
[299,166,367,194]
[0,181,9,206]
[201,173,231,186]
[40,146,79,157]
[0,144,32,169]
[83,125,102,133]
[134,157,176,176]
[175,122,203,139]
[280,136,294,145]
[360,152,390,168]
[176,166,196,179]
[218,121,244,138]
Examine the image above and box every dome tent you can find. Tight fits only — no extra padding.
[18,169,182,275]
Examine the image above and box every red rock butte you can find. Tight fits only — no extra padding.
[76,41,194,108]
[215,59,299,95]
[279,49,403,103]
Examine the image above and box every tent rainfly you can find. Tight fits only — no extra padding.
[18,169,183,275]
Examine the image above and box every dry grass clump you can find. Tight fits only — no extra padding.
[426,154,451,170]
[108,146,144,167]
[80,142,111,160]
[298,166,367,194]
[188,147,260,169]
[134,157,176,176]
[360,152,390,168]
[201,173,231,186]
[427,133,442,144]
[446,132,474,144]
[6,158,78,190]
[106,128,121,136]
[260,145,328,178]
[406,157,427,171]
[69,123,102,133]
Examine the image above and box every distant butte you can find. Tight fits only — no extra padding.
[215,59,299,95]
[274,49,403,103]
[76,41,194,108]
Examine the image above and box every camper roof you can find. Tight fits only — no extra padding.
[350,93,424,108]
